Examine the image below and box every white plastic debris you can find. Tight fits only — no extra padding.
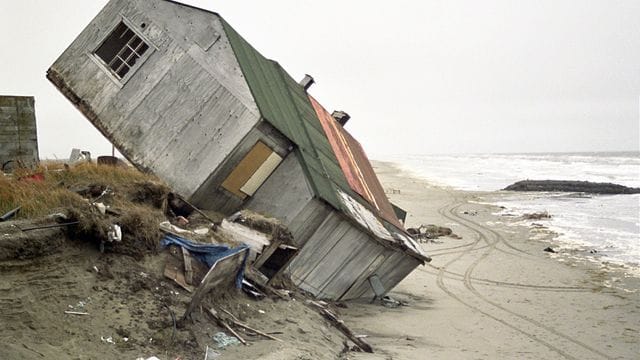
[107,224,122,242]
[100,336,115,344]
[194,227,210,235]
[212,332,241,348]
[93,202,106,214]
[159,221,192,234]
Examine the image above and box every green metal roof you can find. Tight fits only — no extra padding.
[221,19,348,211]
[220,19,428,262]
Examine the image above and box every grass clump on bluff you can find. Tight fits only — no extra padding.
[0,162,171,259]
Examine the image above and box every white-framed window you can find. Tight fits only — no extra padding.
[93,20,151,81]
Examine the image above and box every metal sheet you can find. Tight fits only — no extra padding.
[309,96,404,230]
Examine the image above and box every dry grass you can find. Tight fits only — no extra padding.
[0,162,164,219]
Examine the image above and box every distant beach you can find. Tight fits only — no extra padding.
[377,152,640,272]
[341,160,639,359]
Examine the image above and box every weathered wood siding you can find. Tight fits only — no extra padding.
[0,96,38,169]
[286,207,422,300]
[48,0,259,199]
[245,151,315,227]
[190,121,291,213]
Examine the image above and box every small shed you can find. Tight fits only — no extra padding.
[48,0,428,300]
[0,96,39,171]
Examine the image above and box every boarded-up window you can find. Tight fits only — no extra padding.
[222,141,283,199]
[95,22,149,80]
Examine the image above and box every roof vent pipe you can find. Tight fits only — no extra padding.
[299,74,315,91]
[332,110,350,126]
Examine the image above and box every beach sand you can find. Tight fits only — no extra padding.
[340,161,639,359]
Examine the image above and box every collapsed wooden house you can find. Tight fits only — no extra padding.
[47,0,429,300]
[0,96,39,171]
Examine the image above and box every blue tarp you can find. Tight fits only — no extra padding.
[160,233,249,288]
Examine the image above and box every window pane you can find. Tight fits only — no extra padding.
[94,21,149,80]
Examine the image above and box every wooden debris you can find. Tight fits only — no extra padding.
[219,308,283,342]
[206,308,247,345]
[163,263,194,293]
[182,247,194,285]
[64,311,89,316]
[173,193,217,225]
[320,308,373,353]
[181,248,248,321]
[307,300,373,353]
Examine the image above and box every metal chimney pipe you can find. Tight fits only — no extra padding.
[299,74,315,91]
[331,110,350,126]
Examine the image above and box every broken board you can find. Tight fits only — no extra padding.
[182,247,249,320]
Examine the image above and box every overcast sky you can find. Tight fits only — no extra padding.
[1,0,638,159]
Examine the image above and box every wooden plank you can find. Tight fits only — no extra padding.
[287,199,332,246]
[252,237,283,270]
[287,213,347,287]
[182,247,194,285]
[182,248,248,321]
[318,234,385,299]
[340,252,388,300]
[221,141,273,198]
[240,152,283,196]
[206,308,247,345]
[302,225,361,287]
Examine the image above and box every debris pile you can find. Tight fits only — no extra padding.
[407,224,461,242]
[0,161,370,359]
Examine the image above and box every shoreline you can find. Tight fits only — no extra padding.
[339,160,639,359]
[384,159,640,291]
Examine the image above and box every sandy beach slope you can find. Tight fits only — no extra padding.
[341,161,639,360]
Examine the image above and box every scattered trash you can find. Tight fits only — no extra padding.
[381,295,408,308]
[258,309,266,314]
[100,336,115,344]
[0,206,21,222]
[160,221,194,235]
[93,202,107,214]
[193,227,210,235]
[64,311,89,316]
[176,216,189,227]
[135,357,161,360]
[407,224,457,242]
[18,221,79,232]
[523,211,552,220]
[212,331,241,349]
[107,224,122,242]
[204,346,221,360]
[543,247,557,253]
[462,210,478,216]
[241,279,266,299]
[207,309,247,346]
[69,148,92,163]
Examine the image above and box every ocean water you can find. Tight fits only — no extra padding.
[379,152,640,269]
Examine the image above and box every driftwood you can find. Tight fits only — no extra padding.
[219,308,283,342]
[307,301,372,353]
[207,308,247,345]
[182,247,194,285]
[320,308,373,353]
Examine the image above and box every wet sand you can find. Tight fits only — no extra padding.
[341,161,639,359]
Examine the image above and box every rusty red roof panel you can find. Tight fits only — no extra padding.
[309,96,404,230]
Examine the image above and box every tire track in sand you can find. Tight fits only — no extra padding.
[434,199,613,359]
